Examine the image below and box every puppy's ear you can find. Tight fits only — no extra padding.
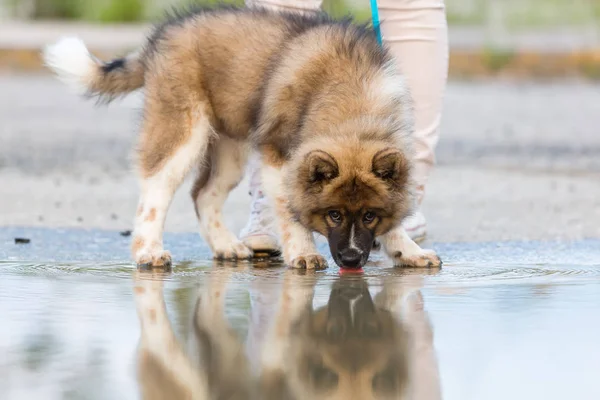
[372,149,409,182]
[306,150,339,183]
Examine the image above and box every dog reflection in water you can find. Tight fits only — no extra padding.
[133,266,440,400]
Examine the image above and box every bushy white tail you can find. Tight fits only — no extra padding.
[42,36,145,102]
[43,37,95,95]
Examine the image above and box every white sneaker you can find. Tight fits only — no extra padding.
[402,210,427,243]
[239,188,281,256]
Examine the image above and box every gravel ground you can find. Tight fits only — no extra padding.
[1,75,599,243]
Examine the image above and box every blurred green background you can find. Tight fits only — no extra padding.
[3,0,600,29]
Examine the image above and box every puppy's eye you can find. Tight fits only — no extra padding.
[328,210,342,223]
[363,211,376,223]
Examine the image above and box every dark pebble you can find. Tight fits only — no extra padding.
[120,230,132,237]
[15,238,31,244]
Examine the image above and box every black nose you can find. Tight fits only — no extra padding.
[338,249,363,268]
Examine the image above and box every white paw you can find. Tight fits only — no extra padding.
[135,249,172,269]
[212,241,253,260]
[289,254,328,270]
[391,248,442,268]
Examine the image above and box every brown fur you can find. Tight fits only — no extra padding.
[133,8,337,176]
[87,52,145,102]
[46,5,424,268]
[287,138,412,238]
[144,208,157,222]
[190,153,213,218]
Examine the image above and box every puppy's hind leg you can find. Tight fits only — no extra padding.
[191,137,252,260]
[132,104,214,268]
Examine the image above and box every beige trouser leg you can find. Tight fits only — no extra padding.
[245,0,323,12]
[244,0,448,204]
[378,0,448,203]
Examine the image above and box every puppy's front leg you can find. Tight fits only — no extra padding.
[380,225,442,268]
[261,164,327,270]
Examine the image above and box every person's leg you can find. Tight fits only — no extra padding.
[240,0,323,255]
[378,0,449,242]
[239,152,281,255]
[241,0,448,250]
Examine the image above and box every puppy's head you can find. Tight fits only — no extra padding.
[288,135,414,269]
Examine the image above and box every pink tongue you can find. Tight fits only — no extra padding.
[339,267,364,274]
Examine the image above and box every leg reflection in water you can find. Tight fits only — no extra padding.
[133,265,440,400]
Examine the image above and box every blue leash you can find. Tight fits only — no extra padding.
[369,0,383,46]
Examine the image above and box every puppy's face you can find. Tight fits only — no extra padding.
[283,278,409,399]
[289,141,413,269]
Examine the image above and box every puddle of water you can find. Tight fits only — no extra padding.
[1,227,600,399]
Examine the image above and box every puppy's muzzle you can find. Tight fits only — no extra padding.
[337,248,366,269]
